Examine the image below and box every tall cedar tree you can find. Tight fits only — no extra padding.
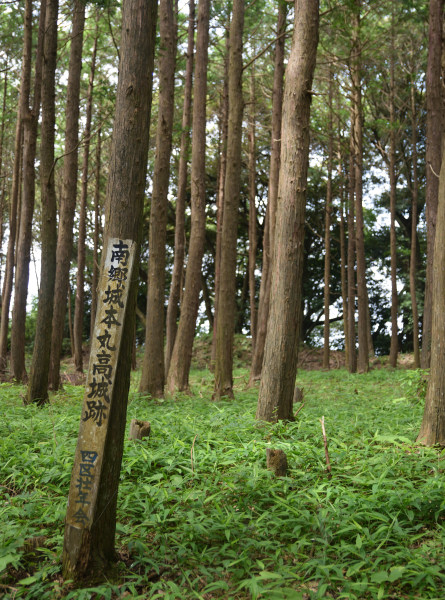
[62,0,157,580]
[10,0,45,381]
[165,0,195,375]
[248,68,257,351]
[249,0,286,384]
[139,0,176,397]
[417,135,445,446]
[49,0,85,390]
[351,0,368,373]
[388,5,398,368]
[26,0,59,405]
[214,0,245,399]
[322,65,334,370]
[74,21,98,373]
[410,79,421,368]
[421,0,444,369]
[256,0,319,422]
[166,0,210,394]
[211,23,229,369]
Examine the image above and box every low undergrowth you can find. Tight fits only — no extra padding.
[1,367,444,599]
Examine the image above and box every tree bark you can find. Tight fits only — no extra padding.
[74,20,98,373]
[351,0,368,373]
[347,118,357,373]
[166,0,210,394]
[62,0,157,580]
[0,28,27,374]
[165,0,195,375]
[26,0,59,405]
[417,141,445,446]
[256,0,319,422]
[322,65,333,370]
[338,145,349,366]
[139,0,176,398]
[48,0,85,390]
[214,0,245,399]
[90,127,102,341]
[388,7,398,368]
[421,0,444,369]
[10,0,46,383]
[248,67,257,352]
[211,23,229,369]
[410,81,420,368]
[249,0,286,384]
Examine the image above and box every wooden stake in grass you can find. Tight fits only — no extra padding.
[320,416,332,478]
[63,238,136,578]
[191,434,198,472]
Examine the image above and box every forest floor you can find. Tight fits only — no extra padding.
[0,348,444,600]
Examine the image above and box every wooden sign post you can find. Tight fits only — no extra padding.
[62,237,136,578]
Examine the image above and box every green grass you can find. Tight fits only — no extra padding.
[0,367,444,599]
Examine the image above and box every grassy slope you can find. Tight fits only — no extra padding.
[0,367,444,599]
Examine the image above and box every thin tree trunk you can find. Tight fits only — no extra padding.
[249,0,286,384]
[74,20,98,373]
[351,0,368,373]
[48,0,85,390]
[248,67,257,351]
[11,0,46,383]
[0,77,25,374]
[388,7,398,368]
[26,0,59,405]
[211,24,230,369]
[68,285,74,357]
[323,66,333,370]
[347,118,357,373]
[90,127,102,340]
[139,0,177,398]
[166,0,210,394]
[165,0,195,375]
[410,81,420,368]
[213,0,245,399]
[256,0,319,422]
[338,141,349,365]
[421,0,444,369]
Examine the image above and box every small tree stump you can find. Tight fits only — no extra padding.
[129,419,151,440]
[266,448,288,477]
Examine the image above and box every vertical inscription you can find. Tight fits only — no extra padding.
[65,238,136,529]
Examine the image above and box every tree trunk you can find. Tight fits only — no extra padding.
[347,120,357,373]
[388,7,398,368]
[10,0,46,382]
[256,0,319,422]
[248,67,257,351]
[166,0,210,394]
[62,0,157,580]
[249,0,286,384]
[417,141,445,446]
[351,0,368,373]
[338,147,349,366]
[421,0,444,369]
[165,0,195,375]
[74,20,98,373]
[410,81,420,368]
[214,0,245,399]
[26,0,59,405]
[211,24,229,369]
[322,65,333,370]
[48,0,85,390]
[0,51,26,374]
[139,0,176,398]
[90,127,102,341]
